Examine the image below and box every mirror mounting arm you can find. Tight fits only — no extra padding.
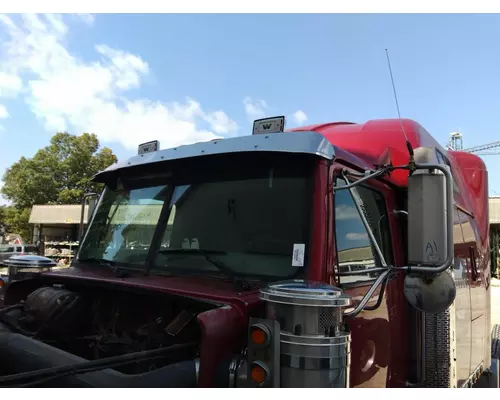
[344,269,392,319]
[364,271,391,311]
[336,167,387,190]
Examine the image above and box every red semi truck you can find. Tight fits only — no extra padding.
[0,116,497,388]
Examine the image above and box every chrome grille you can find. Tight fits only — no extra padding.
[423,311,451,387]
[319,308,342,333]
[422,269,457,388]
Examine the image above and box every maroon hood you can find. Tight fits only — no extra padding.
[38,266,262,308]
[5,265,265,388]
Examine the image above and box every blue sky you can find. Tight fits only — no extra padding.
[0,12,500,203]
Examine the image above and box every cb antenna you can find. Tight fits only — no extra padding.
[385,48,416,173]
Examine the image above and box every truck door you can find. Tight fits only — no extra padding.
[333,176,406,388]
[452,207,472,387]
[459,211,487,377]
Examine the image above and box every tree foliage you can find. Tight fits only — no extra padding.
[2,132,117,209]
[0,206,31,242]
[0,132,117,242]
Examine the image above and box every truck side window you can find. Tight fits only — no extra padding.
[334,178,393,285]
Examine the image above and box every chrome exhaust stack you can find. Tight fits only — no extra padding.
[246,281,352,388]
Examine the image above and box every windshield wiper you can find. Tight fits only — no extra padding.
[158,249,252,291]
[205,255,253,291]
[78,257,131,278]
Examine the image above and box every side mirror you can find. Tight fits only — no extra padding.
[407,166,449,266]
[405,163,456,314]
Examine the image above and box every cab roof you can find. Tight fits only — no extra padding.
[290,118,487,233]
[288,118,450,188]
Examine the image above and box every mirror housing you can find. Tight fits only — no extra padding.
[407,166,449,267]
[403,151,456,313]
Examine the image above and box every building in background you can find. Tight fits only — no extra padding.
[29,204,90,264]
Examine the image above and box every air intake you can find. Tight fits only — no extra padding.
[259,280,352,388]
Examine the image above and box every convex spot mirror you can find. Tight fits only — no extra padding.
[404,272,456,314]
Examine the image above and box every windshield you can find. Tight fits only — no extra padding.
[78,153,314,280]
[78,183,169,265]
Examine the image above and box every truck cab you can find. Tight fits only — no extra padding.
[0,116,496,388]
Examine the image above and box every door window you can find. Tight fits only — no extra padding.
[334,177,393,285]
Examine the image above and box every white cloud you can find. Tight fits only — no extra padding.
[243,96,268,121]
[76,14,95,26]
[0,104,8,131]
[292,110,308,125]
[0,14,238,151]
[335,204,359,220]
[203,110,238,135]
[346,232,368,241]
[0,72,22,97]
[0,105,8,119]
[44,14,68,35]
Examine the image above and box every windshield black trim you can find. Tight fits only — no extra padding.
[75,188,106,262]
[144,184,176,275]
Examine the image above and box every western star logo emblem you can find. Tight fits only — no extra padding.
[252,116,285,135]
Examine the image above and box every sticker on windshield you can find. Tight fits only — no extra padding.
[292,243,305,267]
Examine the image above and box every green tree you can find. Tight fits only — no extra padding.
[2,132,117,209]
[0,206,31,242]
[0,133,117,242]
